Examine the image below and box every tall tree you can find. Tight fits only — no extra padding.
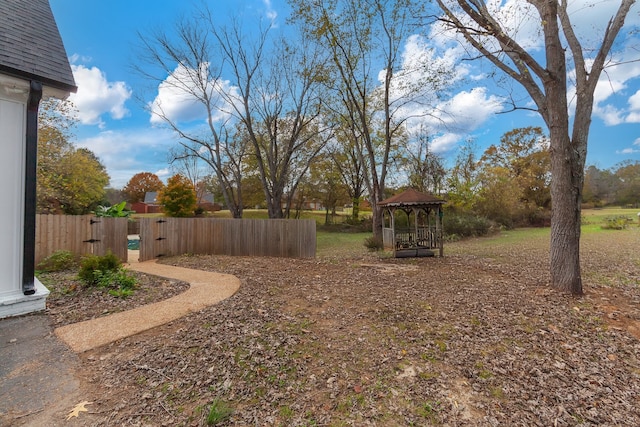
[434,0,636,294]
[328,126,367,221]
[403,126,446,195]
[290,0,449,238]
[138,17,247,218]
[122,172,164,203]
[205,15,331,218]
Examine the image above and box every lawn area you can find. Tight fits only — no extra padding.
[47,207,640,426]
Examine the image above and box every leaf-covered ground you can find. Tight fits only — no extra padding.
[55,228,640,426]
[43,271,189,328]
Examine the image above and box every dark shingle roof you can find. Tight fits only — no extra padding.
[0,0,76,92]
[378,188,445,207]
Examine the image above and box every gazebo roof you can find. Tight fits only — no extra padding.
[378,188,445,207]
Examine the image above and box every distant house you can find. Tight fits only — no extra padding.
[131,192,221,214]
[131,192,163,214]
[0,0,77,317]
[197,193,222,212]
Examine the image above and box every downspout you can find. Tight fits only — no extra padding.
[22,81,42,295]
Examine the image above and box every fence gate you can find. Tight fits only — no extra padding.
[34,215,128,265]
[138,218,168,262]
[89,217,128,262]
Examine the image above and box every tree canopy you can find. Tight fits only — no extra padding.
[122,172,165,203]
[37,99,109,214]
[158,174,197,217]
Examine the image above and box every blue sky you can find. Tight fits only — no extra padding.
[49,0,640,189]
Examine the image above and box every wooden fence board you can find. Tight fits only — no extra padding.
[35,215,128,265]
[138,218,316,261]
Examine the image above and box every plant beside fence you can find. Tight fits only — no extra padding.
[35,215,128,265]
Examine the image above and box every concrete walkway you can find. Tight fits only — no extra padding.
[55,255,240,353]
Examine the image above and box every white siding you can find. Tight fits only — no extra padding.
[0,94,26,297]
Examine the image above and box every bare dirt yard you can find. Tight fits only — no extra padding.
[46,227,640,426]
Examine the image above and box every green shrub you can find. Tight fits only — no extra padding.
[36,250,76,272]
[601,216,631,230]
[78,251,121,285]
[92,267,136,289]
[363,235,384,251]
[93,201,132,218]
[443,212,492,240]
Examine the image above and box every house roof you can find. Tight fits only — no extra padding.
[378,188,445,207]
[0,0,76,92]
[143,192,159,204]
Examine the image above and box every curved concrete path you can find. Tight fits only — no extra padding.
[55,257,240,353]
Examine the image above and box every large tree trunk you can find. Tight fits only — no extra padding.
[541,0,583,295]
[549,132,583,295]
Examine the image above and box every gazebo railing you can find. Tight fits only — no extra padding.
[384,226,440,250]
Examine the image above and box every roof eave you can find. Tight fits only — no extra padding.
[0,65,77,94]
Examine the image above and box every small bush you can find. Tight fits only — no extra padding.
[363,235,384,251]
[78,251,121,285]
[601,216,630,230]
[443,212,492,239]
[92,267,136,290]
[36,250,76,272]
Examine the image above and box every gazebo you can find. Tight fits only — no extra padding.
[379,188,445,258]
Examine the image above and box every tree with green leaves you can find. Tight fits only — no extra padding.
[614,161,640,207]
[308,153,349,224]
[434,0,636,294]
[37,99,109,214]
[158,174,197,217]
[446,138,480,213]
[583,165,618,207]
[477,127,551,226]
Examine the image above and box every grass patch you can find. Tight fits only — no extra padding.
[316,231,374,258]
[205,398,233,425]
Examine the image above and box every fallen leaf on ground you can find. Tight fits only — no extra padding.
[66,401,92,420]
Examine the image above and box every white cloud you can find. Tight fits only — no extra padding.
[69,53,92,64]
[69,65,131,127]
[149,63,238,126]
[615,138,640,155]
[262,0,277,22]
[155,168,171,180]
[76,128,177,188]
[402,87,504,153]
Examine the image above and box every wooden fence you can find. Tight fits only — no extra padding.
[138,218,316,261]
[35,215,128,265]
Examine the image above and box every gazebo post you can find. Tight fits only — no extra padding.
[438,206,444,257]
[412,208,418,247]
[390,207,396,256]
